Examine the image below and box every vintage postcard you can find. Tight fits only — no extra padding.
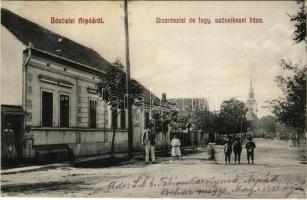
[1,0,306,198]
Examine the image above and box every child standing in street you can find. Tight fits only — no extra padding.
[171,135,181,161]
[224,137,232,164]
[245,137,256,164]
[232,137,242,164]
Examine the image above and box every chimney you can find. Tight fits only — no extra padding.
[162,93,167,105]
[28,42,34,49]
[55,37,63,56]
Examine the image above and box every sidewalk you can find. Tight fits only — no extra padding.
[1,152,141,175]
[1,146,205,175]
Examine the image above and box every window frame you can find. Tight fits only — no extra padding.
[40,89,54,127]
[111,108,118,129]
[58,92,71,128]
[88,98,97,128]
[120,109,126,129]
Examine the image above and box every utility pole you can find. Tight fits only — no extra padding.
[124,0,133,159]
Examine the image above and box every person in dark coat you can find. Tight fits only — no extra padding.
[245,137,256,164]
[224,137,232,164]
[232,137,242,164]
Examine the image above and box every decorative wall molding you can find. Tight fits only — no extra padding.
[38,74,74,88]
[87,87,98,94]
[29,59,99,84]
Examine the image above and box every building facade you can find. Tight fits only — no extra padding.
[1,8,171,164]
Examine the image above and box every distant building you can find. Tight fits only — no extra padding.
[246,77,257,118]
[170,98,207,118]
[246,76,259,137]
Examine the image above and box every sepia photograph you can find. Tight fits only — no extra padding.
[0,0,306,198]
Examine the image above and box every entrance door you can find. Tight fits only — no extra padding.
[1,113,24,164]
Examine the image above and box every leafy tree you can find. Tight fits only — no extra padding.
[288,0,306,44]
[217,98,249,138]
[270,60,306,134]
[97,62,164,157]
[190,99,249,142]
[193,108,219,142]
[97,63,146,108]
[97,64,126,106]
[259,115,276,136]
[97,62,147,159]
[275,122,296,139]
[269,1,306,140]
[97,64,126,159]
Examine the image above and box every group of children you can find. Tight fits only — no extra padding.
[144,127,256,164]
[224,136,256,164]
[171,135,257,164]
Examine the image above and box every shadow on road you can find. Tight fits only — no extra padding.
[1,181,85,194]
[73,157,134,168]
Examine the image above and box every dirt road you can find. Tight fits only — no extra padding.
[1,139,306,198]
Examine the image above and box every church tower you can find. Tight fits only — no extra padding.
[246,76,258,137]
[246,77,258,118]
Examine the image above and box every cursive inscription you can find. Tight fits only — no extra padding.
[105,171,305,198]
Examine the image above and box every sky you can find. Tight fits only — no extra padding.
[1,1,306,117]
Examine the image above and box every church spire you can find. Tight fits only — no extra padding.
[249,75,255,99]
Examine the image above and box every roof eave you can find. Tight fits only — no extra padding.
[26,47,107,76]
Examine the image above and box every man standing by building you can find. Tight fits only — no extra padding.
[142,122,156,164]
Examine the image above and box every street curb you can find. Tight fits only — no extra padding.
[1,163,71,175]
[1,146,205,175]
[1,152,144,175]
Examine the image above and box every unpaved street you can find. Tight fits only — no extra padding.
[1,139,306,198]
